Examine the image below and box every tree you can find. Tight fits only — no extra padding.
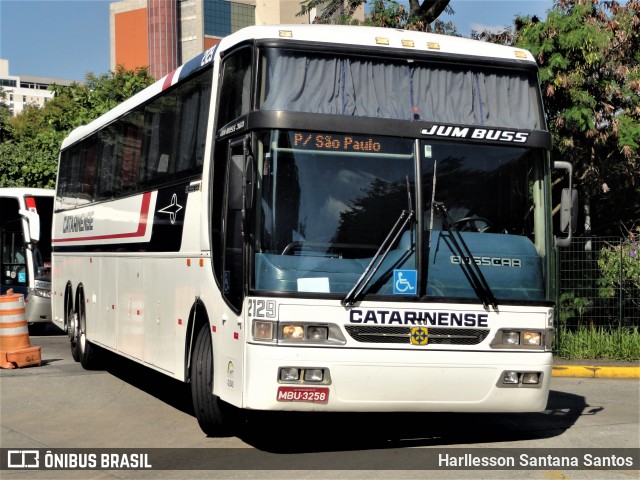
[513,0,640,236]
[0,66,153,188]
[298,0,455,32]
[0,87,11,143]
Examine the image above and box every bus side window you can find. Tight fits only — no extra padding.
[120,109,144,193]
[81,136,99,202]
[97,125,120,199]
[218,47,252,127]
[143,95,177,186]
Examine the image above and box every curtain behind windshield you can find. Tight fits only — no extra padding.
[261,50,543,130]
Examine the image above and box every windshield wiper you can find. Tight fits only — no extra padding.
[341,208,414,306]
[433,202,498,311]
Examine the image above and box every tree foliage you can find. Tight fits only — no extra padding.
[0,66,153,188]
[298,0,455,32]
[0,88,11,144]
[514,0,639,235]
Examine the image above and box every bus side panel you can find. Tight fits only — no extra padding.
[96,256,117,349]
[142,257,196,375]
[83,254,100,344]
[116,257,144,361]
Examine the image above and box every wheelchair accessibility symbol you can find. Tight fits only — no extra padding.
[393,269,417,295]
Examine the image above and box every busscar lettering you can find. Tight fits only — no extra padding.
[451,255,522,267]
[62,212,94,234]
[349,309,489,327]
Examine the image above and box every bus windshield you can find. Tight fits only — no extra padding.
[252,130,549,303]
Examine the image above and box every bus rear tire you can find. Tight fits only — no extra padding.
[73,286,100,369]
[66,288,81,362]
[190,323,230,437]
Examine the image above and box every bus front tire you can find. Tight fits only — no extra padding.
[190,324,230,437]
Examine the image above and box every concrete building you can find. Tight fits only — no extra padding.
[0,59,76,117]
[110,0,364,79]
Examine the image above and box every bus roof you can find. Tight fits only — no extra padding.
[218,24,536,63]
[61,24,536,150]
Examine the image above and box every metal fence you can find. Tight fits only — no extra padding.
[556,236,640,338]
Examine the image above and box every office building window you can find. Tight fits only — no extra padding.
[204,0,254,38]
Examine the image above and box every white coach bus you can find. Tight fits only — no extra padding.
[52,25,572,436]
[1,187,54,324]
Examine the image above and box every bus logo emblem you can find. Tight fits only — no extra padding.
[158,193,183,224]
[410,327,428,345]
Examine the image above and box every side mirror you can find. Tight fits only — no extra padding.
[18,209,40,243]
[553,161,577,247]
[560,188,578,234]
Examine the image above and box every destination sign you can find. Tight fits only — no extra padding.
[288,132,408,155]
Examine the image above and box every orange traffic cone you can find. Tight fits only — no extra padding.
[0,289,42,369]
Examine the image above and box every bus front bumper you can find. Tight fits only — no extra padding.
[238,345,552,413]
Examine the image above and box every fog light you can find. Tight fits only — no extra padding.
[254,320,274,340]
[304,368,324,382]
[522,372,540,384]
[503,331,520,345]
[503,371,520,384]
[282,325,304,340]
[280,367,300,381]
[522,331,541,345]
[307,326,328,341]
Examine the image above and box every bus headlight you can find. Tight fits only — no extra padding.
[307,325,328,341]
[522,331,541,345]
[252,320,345,345]
[502,331,520,345]
[282,325,305,340]
[282,324,329,342]
[492,329,545,350]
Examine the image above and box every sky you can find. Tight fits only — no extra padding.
[0,0,554,82]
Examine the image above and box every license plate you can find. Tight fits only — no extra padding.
[277,386,329,403]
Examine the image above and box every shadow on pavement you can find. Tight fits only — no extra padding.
[236,389,587,452]
[98,347,195,417]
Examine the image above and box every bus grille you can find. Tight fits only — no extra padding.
[344,326,490,345]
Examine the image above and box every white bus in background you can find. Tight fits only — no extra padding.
[51,25,573,436]
[1,187,54,325]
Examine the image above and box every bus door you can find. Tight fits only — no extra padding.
[213,136,250,405]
